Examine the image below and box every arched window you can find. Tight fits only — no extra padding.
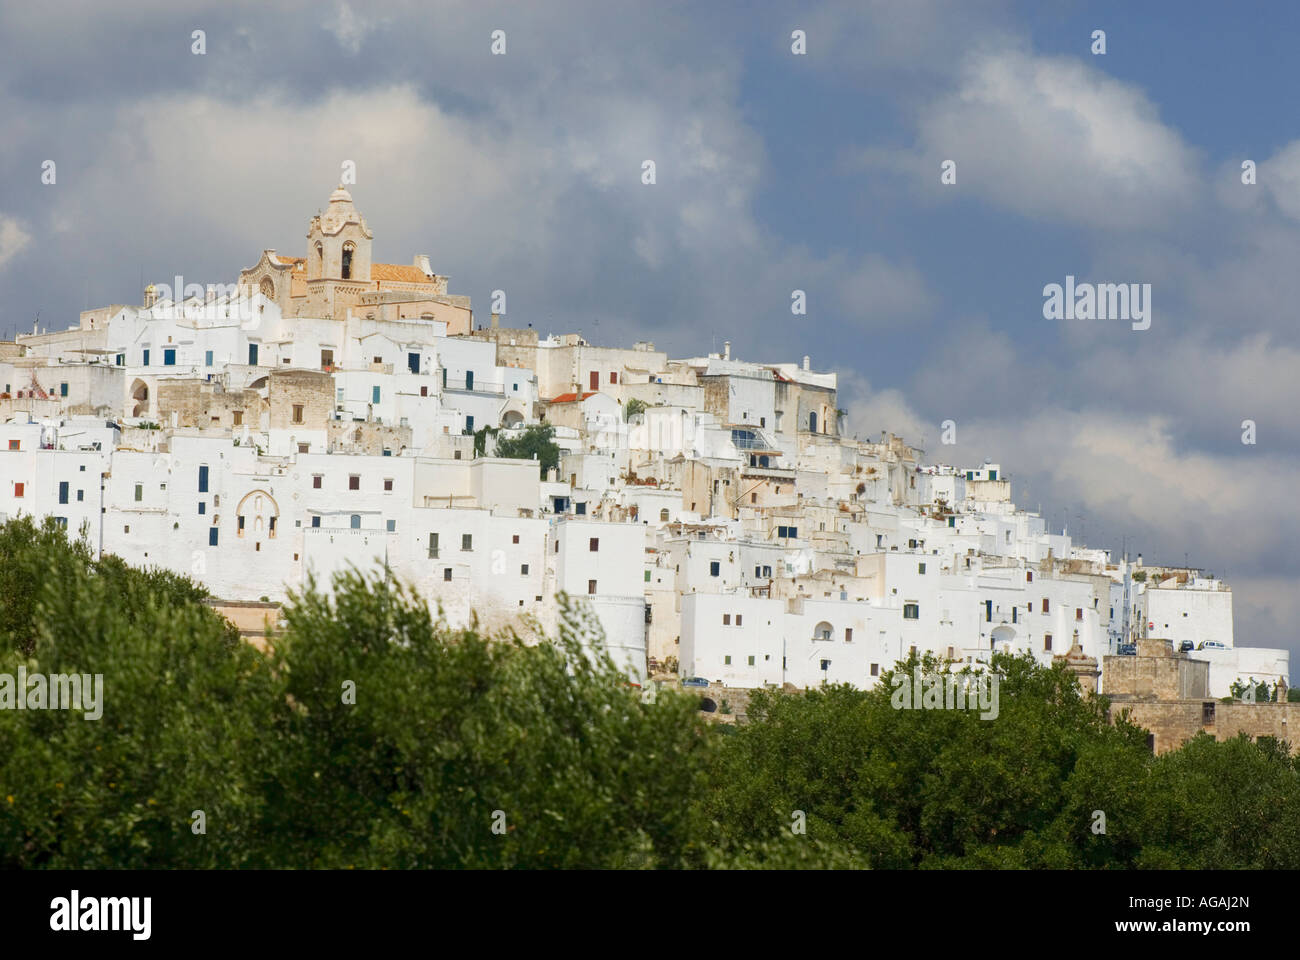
[814,621,833,641]
[236,490,280,541]
[659,508,670,522]
[259,277,275,300]
[341,242,354,280]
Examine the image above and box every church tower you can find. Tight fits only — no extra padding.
[306,185,373,282]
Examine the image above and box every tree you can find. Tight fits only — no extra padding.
[493,423,561,476]
[624,398,646,422]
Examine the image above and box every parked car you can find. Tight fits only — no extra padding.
[1117,643,1137,656]
[1179,640,1194,652]
[680,676,710,688]
[1198,640,1228,650]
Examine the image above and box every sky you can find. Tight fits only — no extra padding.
[0,0,1296,654]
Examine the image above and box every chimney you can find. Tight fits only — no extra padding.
[723,340,731,360]
[802,355,811,371]
[491,313,500,329]
[414,255,434,277]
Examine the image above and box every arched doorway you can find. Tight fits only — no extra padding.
[129,379,149,418]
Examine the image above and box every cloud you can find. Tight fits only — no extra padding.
[324,1,381,56]
[859,48,1201,230]
[0,216,31,268]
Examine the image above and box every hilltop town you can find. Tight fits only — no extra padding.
[0,186,1288,721]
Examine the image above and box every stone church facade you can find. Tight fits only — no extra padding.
[237,185,472,332]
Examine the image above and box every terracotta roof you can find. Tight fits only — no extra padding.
[549,391,597,403]
[274,256,306,270]
[372,262,435,283]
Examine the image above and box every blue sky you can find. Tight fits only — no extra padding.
[0,0,1296,652]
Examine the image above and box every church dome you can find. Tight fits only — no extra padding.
[329,185,353,204]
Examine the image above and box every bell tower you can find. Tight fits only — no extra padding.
[306,185,373,282]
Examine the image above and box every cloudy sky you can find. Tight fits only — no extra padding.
[1,1,1296,653]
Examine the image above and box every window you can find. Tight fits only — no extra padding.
[724,656,732,665]
[512,534,520,544]
[748,656,755,666]
[116,354,125,366]
[444,568,453,581]
[408,353,420,374]
[341,244,353,279]
[644,570,651,582]
[292,404,304,424]
[203,350,213,367]
[350,515,361,529]
[420,385,428,397]
[371,385,381,404]
[208,528,218,546]
[58,481,68,504]
[575,502,586,515]
[163,348,176,366]
[589,537,599,552]
[1026,571,1033,583]
[1202,702,1216,725]
[312,475,322,489]
[985,600,993,623]
[238,515,245,536]
[1042,598,1050,613]
[903,603,919,620]
[660,509,670,522]
[134,483,143,502]
[462,534,473,551]
[723,614,731,625]
[320,349,333,370]
[918,562,926,574]
[521,564,529,575]
[77,490,84,502]
[588,580,597,595]
[384,478,393,492]
[311,515,320,528]
[142,349,150,366]
[298,443,309,454]
[59,382,69,397]
[589,371,599,390]
[465,372,474,391]
[349,475,360,491]
[1012,607,1017,624]
[1076,608,1083,621]
[609,371,618,384]
[709,561,720,577]
[248,344,258,366]
[762,565,771,577]
[1044,634,1053,651]
[845,628,853,642]
[736,615,743,626]
[870,663,879,677]
[465,415,474,433]
[13,482,24,498]
[386,519,396,532]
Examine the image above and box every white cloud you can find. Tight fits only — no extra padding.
[861,49,1201,230]
[0,216,31,268]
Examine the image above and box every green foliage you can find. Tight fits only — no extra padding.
[5,519,1300,869]
[624,398,646,422]
[472,424,499,458]
[493,423,560,476]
